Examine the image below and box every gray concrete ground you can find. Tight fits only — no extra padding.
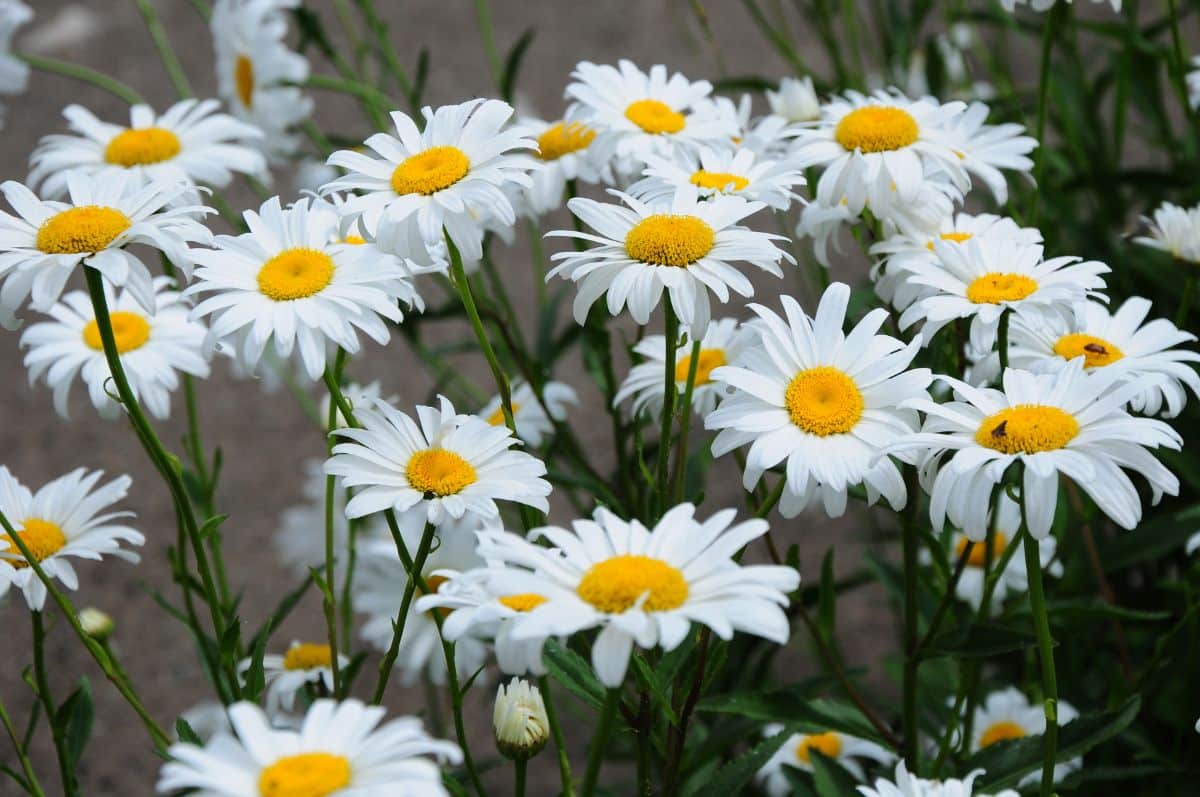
[0,2,895,794]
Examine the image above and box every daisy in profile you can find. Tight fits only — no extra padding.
[547,185,791,339]
[789,89,969,216]
[628,146,805,210]
[519,115,606,215]
[943,102,1037,204]
[756,724,894,795]
[187,195,416,381]
[897,238,1108,350]
[0,466,143,611]
[323,99,536,264]
[325,396,551,527]
[476,503,800,687]
[28,100,267,200]
[0,1,31,106]
[354,513,487,685]
[1002,297,1200,418]
[0,173,211,328]
[239,641,349,716]
[20,277,210,420]
[870,212,1042,311]
[211,0,312,159]
[967,687,1080,786]
[157,699,461,797]
[706,284,931,518]
[860,761,1018,797]
[564,60,735,176]
[1133,201,1200,265]
[766,76,821,124]
[893,361,1181,541]
[478,380,577,447]
[615,317,751,418]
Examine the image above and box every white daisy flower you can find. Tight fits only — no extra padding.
[796,198,857,268]
[186,195,416,382]
[475,503,800,687]
[869,212,1042,311]
[317,380,398,430]
[766,76,821,123]
[706,284,932,518]
[477,380,577,447]
[564,60,737,177]
[897,238,1109,350]
[756,723,894,795]
[790,89,970,216]
[627,146,805,210]
[692,93,793,156]
[211,0,312,159]
[0,172,211,328]
[20,276,210,420]
[893,361,1182,541]
[157,699,461,797]
[239,641,350,716]
[325,396,551,527]
[942,102,1037,204]
[0,1,31,103]
[178,701,233,744]
[519,116,606,215]
[323,99,536,264]
[968,687,1081,787]
[1001,0,1119,11]
[493,678,549,761]
[354,512,487,686]
[859,761,1019,797]
[1133,201,1200,265]
[28,100,267,200]
[0,466,142,611]
[1189,56,1200,110]
[614,317,751,419]
[547,185,791,339]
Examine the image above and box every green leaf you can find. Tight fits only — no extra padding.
[971,696,1141,792]
[543,638,604,710]
[923,622,1040,659]
[175,717,203,746]
[711,75,777,93]
[249,573,315,653]
[817,548,837,640]
[1097,502,1200,572]
[683,725,794,797]
[810,750,862,797]
[1038,598,1171,625]
[499,27,535,103]
[698,689,885,746]
[630,654,679,724]
[54,678,93,769]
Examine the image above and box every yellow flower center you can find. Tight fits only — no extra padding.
[257,248,335,301]
[925,231,974,250]
[975,405,1080,454]
[82,311,151,353]
[282,643,334,671]
[406,448,477,497]
[1,519,67,569]
[834,106,919,153]
[36,206,132,254]
[624,214,715,267]
[674,348,726,385]
[235,54,255,108]
[1053,333,1124,368]
[257,752,351,797]
[979,721,1027,748]
[689,170,749,193]
[795,732,842,764]
[487,401,521,426]
[965,273,1038,304]
[624,99,686,134]
[104,127,182,167]
[343,235,366,245]
[785,366,863,436]
[537,122,596,160]
[576,554,688,614]
[390,146,470,195]
[499,593,548,612]
[956,532,1007,568]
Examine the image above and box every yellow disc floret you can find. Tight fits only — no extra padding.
[487,402,521,426]
[406,448,477,497]
[82,311,151,353]
[235,54,255,108]
[577,555,688,614]
[36,206,131,255]
[795,732,843,764]
[537,122,596,160]
[674,348,726,385]
[282,643,334,671]
[689,170,749,193]
[104,127,182,167]
[390,146,470,195]
[976,405,1080,454]
[925,231,974,250]
[257,248,336,301]
[956,533,1008,568]
[257,752,351,797]
[499,593,548,612]
[624,214,715,267]
[785,366,864,436]
[624,99,686,134]
[1,519,67,569]
[1053,333,1124,368]
[835,106,919,153]
[979,721,1027,748]
[966,273,1038,305]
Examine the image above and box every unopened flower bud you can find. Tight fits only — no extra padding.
[78,607,114,641]
[766,76,821,123]
[493,678,549,761]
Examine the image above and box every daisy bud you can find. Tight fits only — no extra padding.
[493,678,549,761]
[78,607,114,641]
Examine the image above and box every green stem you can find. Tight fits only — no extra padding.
[997,308,1011,373]
[1167,0,1198,128]
[134,0,194,98]
[901,514,920,768]
[351,0,419,114]
[1176,272,1195,327]
[31,612,76,796]
[914,541,975,656]
[19,54,144,105]
[370,521,437,704]
[671,340,702,503]
[0,692,45,797]
[755,477,786,519]
[514,759,527,797]
[1021,478,1059,797]
[322,357,345,696]
[473,0,503,92]
[581,688,622,797]
[656,305,680,517]
[1030,3,1065,224]
[538,676,576,797]
[527,218,549,311]
[440,639,488,797]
